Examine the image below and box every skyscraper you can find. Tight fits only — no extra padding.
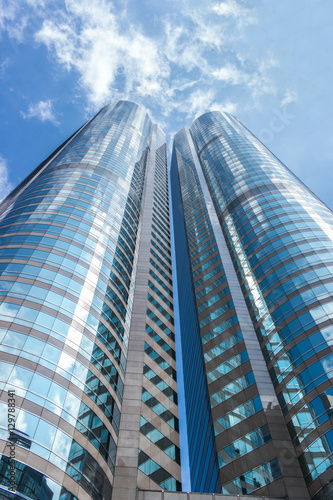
[0,101,332,500]
[171,111,333,500]
[0,101,181,500]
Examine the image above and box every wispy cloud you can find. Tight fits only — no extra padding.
[0,1,19,34]
[185,88,217,118]
[0,155,14,202]
[212,64,246,85]
[21,99,58,124]
[0,0,44,42]
[212,0,243,18]
[281,89,298,107]
[0,57,10,77]
[212,55,277,102]
[35,0,170,107]
[0,0,282,122]
[212,0,258,26]
[210,99,238,115]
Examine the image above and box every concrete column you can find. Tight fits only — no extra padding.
[112,126,158,500]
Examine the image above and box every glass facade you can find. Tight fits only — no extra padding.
[1,100,332,500]
[171,110,333,500]
[171,134,220,493]
[0,101,181,500]
[171,127,289,498]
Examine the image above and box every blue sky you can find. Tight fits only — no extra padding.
[0,0,332,491]
[1,0,333,208]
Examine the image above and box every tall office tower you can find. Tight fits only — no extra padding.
[1,101,333,500]
[0,101,181,500]
[171,111,333,500]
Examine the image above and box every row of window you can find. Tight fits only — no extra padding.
[0,456,79,500]
[218,424,271,467]
[0,405,113,498]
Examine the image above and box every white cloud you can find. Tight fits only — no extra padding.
[0,0,44,42]
[212,0,242,18]
[35,0,170,107]
[211,57,276,100]
[258,54,279,72]
[212,64,246,85]
[21,99,58,124]
[0,155,13,202]
[186,10,225,50]
[164,23,190,68]
[188,88,216,118]
[0,57,10,76]
[173,90,238,120]
[0,0,281,123]
[36,20,75,70]
[212,0,257,25]
[167,88,216,119]
[162,9,226,76]
[247,72,276,99]
[281,89,298,107]
[210,99,238,115]
[0,0,19,33]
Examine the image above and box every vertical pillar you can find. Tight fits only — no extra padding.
[112,126,158,500]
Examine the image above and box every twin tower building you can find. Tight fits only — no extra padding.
[0,100,333,500]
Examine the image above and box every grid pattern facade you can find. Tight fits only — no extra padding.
[1,100,332,500]
[138,132,181,491]
[171,128,294,498]
[189,111,333,500]
[0,101,153,499]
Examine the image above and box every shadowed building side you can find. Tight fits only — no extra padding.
[171,137,221,493]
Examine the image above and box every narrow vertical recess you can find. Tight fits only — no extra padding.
[171,133,221,493]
